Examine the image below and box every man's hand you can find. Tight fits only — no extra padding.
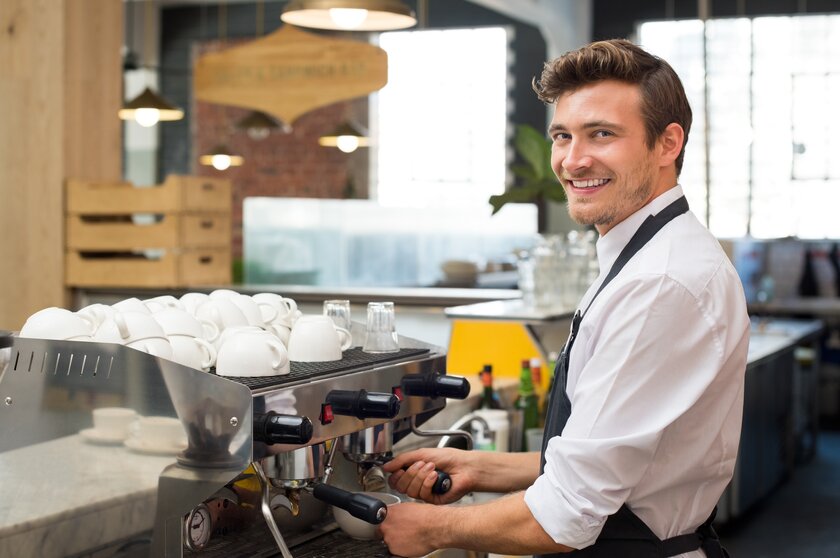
[383,448,475,505]
[378,501,439,558]
[384,447,542,504]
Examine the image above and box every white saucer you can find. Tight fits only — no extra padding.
[124,437,187,456]
[79,428,126,445]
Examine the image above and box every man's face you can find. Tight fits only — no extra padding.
[549,80,665,235]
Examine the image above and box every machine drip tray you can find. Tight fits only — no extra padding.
[185,521,395,558]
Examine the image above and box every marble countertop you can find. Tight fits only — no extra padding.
[0,434,176,557]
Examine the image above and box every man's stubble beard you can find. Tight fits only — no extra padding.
[566,156,657,229]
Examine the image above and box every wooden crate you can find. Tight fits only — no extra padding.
[66,175,232,214]
[65,249,231,288]
[66,213,231,250]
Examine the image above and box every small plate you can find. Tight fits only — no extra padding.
[124,437,187,456]
[79,428,126,445]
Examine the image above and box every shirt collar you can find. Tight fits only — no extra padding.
[594,185,685,274]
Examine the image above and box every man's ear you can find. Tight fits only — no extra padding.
[658,123,684,167]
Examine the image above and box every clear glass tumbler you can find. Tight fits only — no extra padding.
[362,302,399,353]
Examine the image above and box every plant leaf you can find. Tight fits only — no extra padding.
[514,124,551,180]
[541,180,567,203]
[511,163,538,181]
[489,185,542,214]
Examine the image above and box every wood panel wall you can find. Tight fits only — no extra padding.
[0,0,122,330]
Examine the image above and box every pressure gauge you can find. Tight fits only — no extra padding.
[184,503,213,551]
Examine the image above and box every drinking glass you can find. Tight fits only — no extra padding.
[323,299,352,331]
[362,302,399,353]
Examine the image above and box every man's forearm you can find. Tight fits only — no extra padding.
[466,450,541,493]
[431,492,573,555]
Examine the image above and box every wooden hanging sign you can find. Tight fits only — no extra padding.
[194,25,388,124]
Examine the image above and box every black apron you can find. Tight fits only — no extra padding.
[537,196,729,558]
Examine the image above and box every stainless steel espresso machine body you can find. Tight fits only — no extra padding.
[0,324,469,557]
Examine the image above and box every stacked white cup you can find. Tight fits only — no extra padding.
[93,310,173,359]
[19,307,95,341]
[153,307,218,371]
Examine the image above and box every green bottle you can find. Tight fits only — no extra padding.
[479,364,503,410]
[514,358,540,451]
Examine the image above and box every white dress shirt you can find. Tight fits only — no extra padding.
[524,185,750,556]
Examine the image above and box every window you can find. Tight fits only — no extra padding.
[372,27,511,207]
[639,15,840,239]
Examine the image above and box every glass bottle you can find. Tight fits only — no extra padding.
[478,364,503,410]
[514,359,540,450]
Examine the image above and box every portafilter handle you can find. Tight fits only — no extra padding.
[311,484,389,524]
[378,456,452,495]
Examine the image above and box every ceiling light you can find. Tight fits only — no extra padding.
[281,0,416,31]
[199,144,244,171]
[119,87,184,127]
[235,110,292,141]
[318,122,369,153]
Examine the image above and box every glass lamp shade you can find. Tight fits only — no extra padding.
[199,145,245,171]
[118,87,184,127]
[318,122,370,153]
[281,0,416,31]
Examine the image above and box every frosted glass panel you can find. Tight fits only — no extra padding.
[243,198,537,287]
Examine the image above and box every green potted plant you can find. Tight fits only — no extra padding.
[489,124,566,232]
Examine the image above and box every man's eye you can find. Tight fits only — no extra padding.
[594,130,613,138]
[553,133,571,141]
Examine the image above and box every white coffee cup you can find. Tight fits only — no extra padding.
[130,416,186,447]
[215,325,267,351]
[112,297,152,315]
[287,315,351,362]
[209,288,240,300]
[180,292,211,315]
[94,311,167,344]
[20,307,96,340]
[144,295,185,314]
[253,293,299,324]
[229,294,277,327]
[92,407,137,439]
[194,298,249,334]
[76,303,117,335]
[168,335,216,371]
[216,330,290,377]
[153,307,219,342]
[126,337,174,359]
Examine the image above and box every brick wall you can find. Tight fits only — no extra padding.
[192,39,369,260]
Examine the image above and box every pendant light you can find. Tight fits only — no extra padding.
[281,0,417,31]
[236,111,292,140]
[119,87,185,127]
[199,144,244,171]
[120,0,184,127]
[318,122,369,153]
[234,1,291,140]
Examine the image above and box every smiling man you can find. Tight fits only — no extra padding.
[381,39,749,558]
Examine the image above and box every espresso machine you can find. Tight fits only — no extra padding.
[149,322,471,557]
[0,323,472,558]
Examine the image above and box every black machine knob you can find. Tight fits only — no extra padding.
[325,390,400,420]
[401,373,471,400]
[312,484,389,524]
[253,412,313,445]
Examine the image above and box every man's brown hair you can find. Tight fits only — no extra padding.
[534,39,692,174]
